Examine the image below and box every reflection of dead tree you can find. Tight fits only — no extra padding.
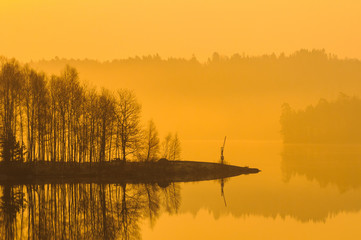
[220,178,227,207]
[217,177,230,207]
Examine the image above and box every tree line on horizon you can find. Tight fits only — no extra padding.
[34,49,361,100]
[0,58,181,163]
[280,94,361,143]
[29,49,361,141]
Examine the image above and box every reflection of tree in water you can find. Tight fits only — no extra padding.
[282,144,361,192]
[160,183,180,215]
[0,183,180,240]
[0,186,25,240]
[141,184,160,227]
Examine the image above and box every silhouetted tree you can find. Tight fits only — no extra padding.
[161,133,172,159]
[281,94,361,143]
[98,89,116,162]
[0,60,24,162]
[161,133,181,160]
[143,120,160,162]
[115,89,141,162]
[169,133,181,160]
[0,58,178,164]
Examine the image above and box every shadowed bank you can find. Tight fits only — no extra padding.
[0,160,260,186]
[0,161,259,240]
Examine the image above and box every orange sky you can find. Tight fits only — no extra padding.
[1,0,360,61]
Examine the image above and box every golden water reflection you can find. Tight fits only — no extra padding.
[0,183,180,240]
[2,142,361,239]
[173,141,361,233]
[282,144,361,192]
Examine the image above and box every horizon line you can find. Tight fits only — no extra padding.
[2,48,361,65]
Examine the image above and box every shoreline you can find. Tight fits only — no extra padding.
[0,160,260,185]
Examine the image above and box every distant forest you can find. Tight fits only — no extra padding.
[29,49,361,140]
[280,94,361,143]
[31,49,361,98]
[0,59,181,163]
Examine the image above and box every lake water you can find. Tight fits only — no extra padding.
[1,140,361,239]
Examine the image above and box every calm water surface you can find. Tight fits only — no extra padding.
[1,141,361,239]
[143,140,361,239]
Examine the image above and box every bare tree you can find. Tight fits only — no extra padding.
[0,59,180,165]
[50,75,68,161]
[98,89,116,162]
[0,60,25,162]
[84,87,99,163]
[115,89,141,162]
[169,133,181,160]
[161,133,172,159]
[143,120,160,162]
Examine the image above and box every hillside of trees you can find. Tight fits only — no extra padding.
[28,49,361,140]
[0,59,181,163]
[280,94,361,143]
